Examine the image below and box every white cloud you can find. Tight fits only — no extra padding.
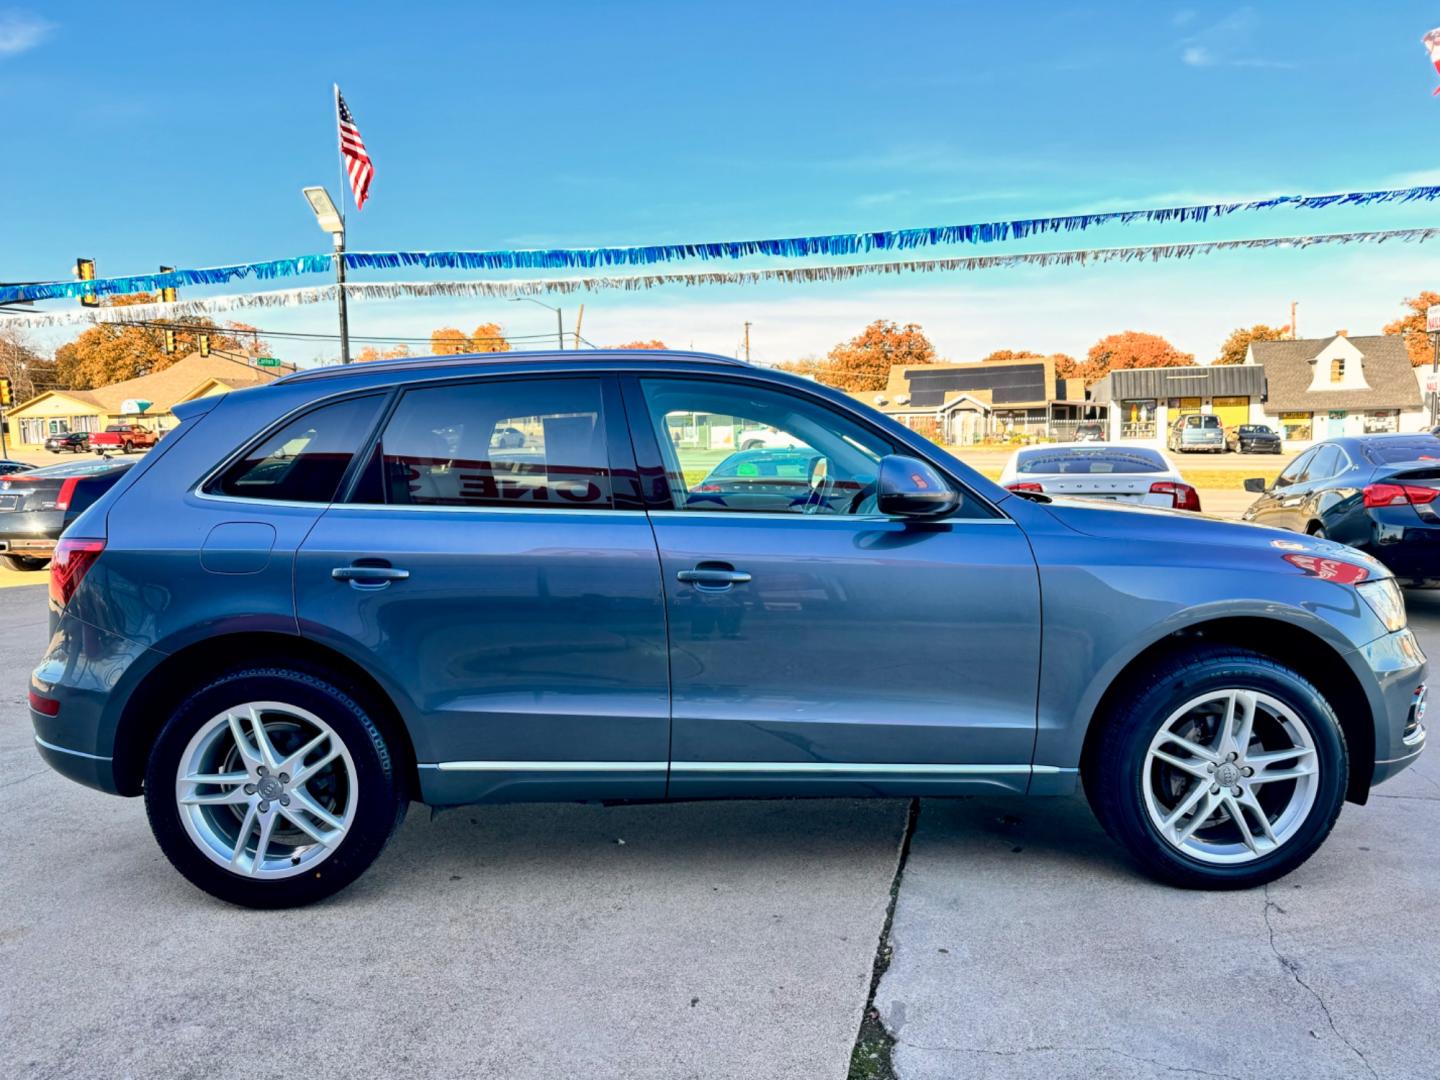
[1178,7,1294,70]
[0,10,54,57]
[1181,45,1212,67]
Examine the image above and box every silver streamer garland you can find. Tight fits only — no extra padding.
[3,227,1437,330]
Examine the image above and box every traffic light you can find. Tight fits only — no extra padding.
[75,258,98,307]
[198,333,210,357]
[163,329,177,354]
[0,377,12,407]
[158,266,178,304]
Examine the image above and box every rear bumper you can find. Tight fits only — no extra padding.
[1356,516,1440,585]
[0,510,65,555]
[30,609,160,796]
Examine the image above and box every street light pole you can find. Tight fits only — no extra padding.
[334,229,351,365]
[509,296,564,350]
[302,186,351,364]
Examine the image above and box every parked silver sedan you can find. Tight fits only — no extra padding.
[1000,443,1201,511]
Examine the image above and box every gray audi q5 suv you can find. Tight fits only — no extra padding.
[29,351,1427,907]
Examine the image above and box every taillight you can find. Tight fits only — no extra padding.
[49,538,105,606]
[1006,482,1044,493]
[1149,480,1202,512]
[28,689,60,717]
[54,477,81,511]
[1363,482,1440,509]
[1282,552,1370,584]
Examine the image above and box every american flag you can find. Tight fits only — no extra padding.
[335,86,374,209]
[1424,27,1440,94]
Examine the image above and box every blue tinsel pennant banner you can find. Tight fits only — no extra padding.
[6,182,1440,306]
[5,226,1437,330]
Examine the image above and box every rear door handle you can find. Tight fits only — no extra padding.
[332,564,410,588]
[677,567,751,588]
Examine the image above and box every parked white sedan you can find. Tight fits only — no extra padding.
[999,443,1201,511]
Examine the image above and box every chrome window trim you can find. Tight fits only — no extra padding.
[420,759,1057,776]
[425,760,667,772]
[322,502,648,518]
[644,509,1019,525]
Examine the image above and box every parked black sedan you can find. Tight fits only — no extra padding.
[0,457,133,570]
[44,431,90,453]
[1226,424,1282,454]
[1241,433,1440,585]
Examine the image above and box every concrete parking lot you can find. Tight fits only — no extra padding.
[2,582,1436,1079]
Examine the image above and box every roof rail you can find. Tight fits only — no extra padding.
[277,348,750,383]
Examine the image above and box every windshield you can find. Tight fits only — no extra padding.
[1184,415,1220,429]
[708,450,820,479]
[1015,447,1167,475]
[1364,437,1440,464]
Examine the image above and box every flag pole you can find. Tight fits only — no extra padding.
[332,83,351,365]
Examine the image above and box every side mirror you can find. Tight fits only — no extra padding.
[1243,477,1267,494]
[876,455,959,518]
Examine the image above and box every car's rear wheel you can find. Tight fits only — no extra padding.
[1085,647,1347,888]
[144,666,406,908]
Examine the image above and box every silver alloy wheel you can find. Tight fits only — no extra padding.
[1142,688,1319,865]
[175,701,358,879]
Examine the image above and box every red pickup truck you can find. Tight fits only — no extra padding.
[90,423,160,454]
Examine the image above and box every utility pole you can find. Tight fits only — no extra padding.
[1290,301,1298,340]
[573,304,585,350]
[1428,304,1440,427]
[743,321,752,362]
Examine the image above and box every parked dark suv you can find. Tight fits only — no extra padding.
[30,352,1426,906]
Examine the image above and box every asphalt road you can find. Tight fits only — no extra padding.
[1,581,1435,1080]
[0,585,904,1080]
[877,594,1440,1080]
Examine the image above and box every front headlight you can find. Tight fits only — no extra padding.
[1357,578,1407,632]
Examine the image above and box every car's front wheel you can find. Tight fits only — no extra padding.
[144,666,407,908]
[1085,647,1347,889]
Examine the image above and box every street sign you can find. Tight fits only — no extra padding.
[121,398,152,414]
[1426,373,1440,395]
[256,356,281,368]
[1427,304,1440,333]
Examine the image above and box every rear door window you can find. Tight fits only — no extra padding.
[363,378,613,509]
[213,395,384,503]
[1302,445,1341,482]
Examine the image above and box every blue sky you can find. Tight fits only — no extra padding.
[4,2,1440,366]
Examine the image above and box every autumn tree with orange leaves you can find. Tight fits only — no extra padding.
[1077,331,1194,383]
[52,293,264,389]
[1384,291,1440,367]
[354,344,412,362]
[806,319,936,391]
[430,323,511,355]
[1213,324,1287,366]
[607,340,667,350]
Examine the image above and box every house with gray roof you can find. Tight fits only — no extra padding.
[1245,333,1423,442]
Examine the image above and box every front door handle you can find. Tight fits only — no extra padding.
[677,566,752,589]
[332,564,410,589]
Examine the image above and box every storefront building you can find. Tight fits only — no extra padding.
[864,356,1094,444]
[1246,333,1424,442]
[1089,366,1267,443]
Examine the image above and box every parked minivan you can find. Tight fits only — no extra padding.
[1167,413,1225,453]
[29,351,1426,906]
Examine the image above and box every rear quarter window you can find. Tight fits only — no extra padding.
[1364,437,1440,465]
[211,395,385,503]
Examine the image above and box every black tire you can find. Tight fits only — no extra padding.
[3,554,48,571]
[1084,646,1347,889]
[122,441,133,453]
[1308,524,1327,540]
[741,440,763,451]
[144,665,407,908]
